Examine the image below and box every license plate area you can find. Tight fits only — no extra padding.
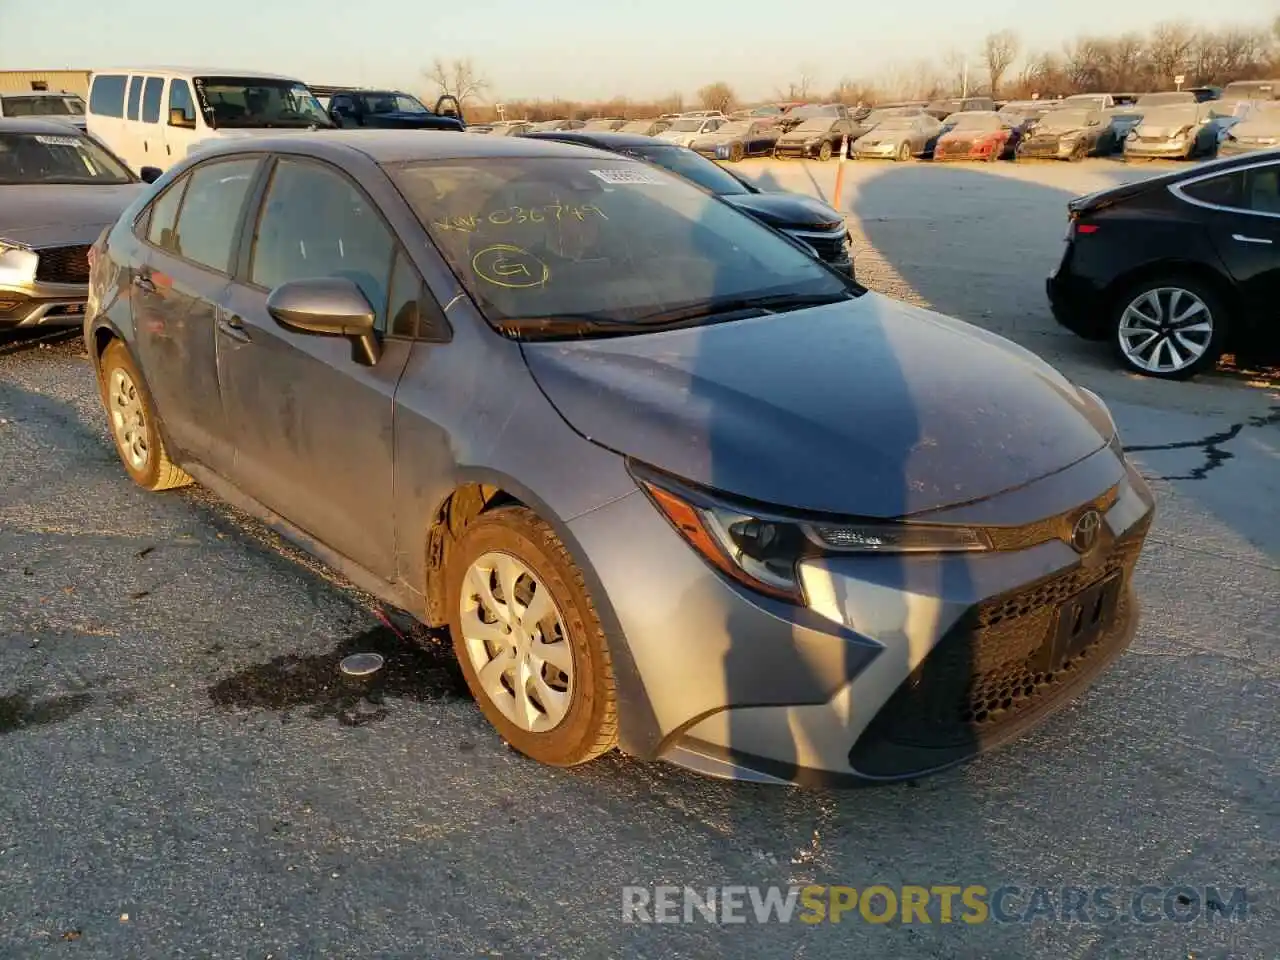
[1035,575,1122,670]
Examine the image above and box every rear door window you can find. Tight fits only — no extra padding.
[126,76,143,121]
[89,75,127,117]
[170,158,260,272]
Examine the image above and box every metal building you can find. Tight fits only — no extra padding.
[0,70,92,97]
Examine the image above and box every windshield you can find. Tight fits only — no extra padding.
[876,116,917,130]
[947,113,1001,130]
[358,93,428,115]
[2,95,85,117]
[0,132,133,184]
[1140,104,1199,128]
[1234,103,1280,134]
[389,157,847,338]
[926,100,960,113]
[194,76,331,129]
[583,118,620,130]
[1136,92,1193,108]
[621,120,657,133]
[669,118,705,131]
[715,122,750,136]
[751,105,782,115]
[794,118,834,132]
[1039,110,1092,132]
[628,144,750,196]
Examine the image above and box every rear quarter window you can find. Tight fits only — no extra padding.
[1179,172,1243,208]
[89,75,127,118]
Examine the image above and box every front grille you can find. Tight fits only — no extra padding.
[939,139,974,155]
[849,517,1150,778]
[34,244,91,285]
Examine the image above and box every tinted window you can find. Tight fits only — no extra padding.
[1243,165,1280,215]
[89,75,126,117]
[250,159,395,327]
[168,79,195,125]
[146,177,189,251]
[126,76,143,121]
[387,250,423,337]
[171,158,259,272]
[142,77,164,123]
[1181,172,1242,208]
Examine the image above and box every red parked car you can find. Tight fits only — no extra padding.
[931,111,1015,161]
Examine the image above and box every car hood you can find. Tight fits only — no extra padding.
[692,132,744,146]
[1230,118,1280,139]
[522,293,1111,517]
[364,112,463,129]
[720,192,843,230]
[0,183,143,246]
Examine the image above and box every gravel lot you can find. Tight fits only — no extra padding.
[1,157,1277,959]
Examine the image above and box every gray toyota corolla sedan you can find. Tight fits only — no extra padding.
[85,131,1155,785]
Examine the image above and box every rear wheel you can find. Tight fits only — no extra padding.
[818,141,833,162]
[98,340,192,491]
[447,506,618,766]
[728,142,744,163]
[895,141,911,162]
[1111,277,1228,380]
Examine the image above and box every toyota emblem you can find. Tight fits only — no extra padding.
[1070,510,1102,554]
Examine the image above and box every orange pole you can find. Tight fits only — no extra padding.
[832,135,848,209]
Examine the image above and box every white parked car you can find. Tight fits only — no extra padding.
[657,115,727,147]
[86,68,331,175]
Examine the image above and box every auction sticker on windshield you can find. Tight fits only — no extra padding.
[589,169,666,185]
[35,135,80,146]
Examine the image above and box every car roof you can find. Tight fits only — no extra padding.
[92,67,300,81]
[0,91,80,98]
[190,129,623,165]
[0,117,88,134]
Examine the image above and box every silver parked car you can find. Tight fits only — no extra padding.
[853,113,942,161]
[85,131,1155,785]
[0,92,87,130]
[0,119,143,329]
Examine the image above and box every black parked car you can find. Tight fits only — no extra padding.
[326,90,464,131]
[524,130,854,276]
[1047,150,1280,378]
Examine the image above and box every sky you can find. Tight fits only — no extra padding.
[1,0,1274,102]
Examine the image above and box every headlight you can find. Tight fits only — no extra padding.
[0,237,31,255]
[0,239,38,284]
[632,463,992,603]
[1126,130,1137,141]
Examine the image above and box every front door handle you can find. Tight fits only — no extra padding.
[1232,233,1273,245]
[217,313,251,343]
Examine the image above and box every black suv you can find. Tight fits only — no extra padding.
[321,89,465,131]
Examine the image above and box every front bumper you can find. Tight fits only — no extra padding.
[1018,139,1075,160]
[1124,139,1191,159]
[933,144,995,161]
[853,143,898,159]
[570,446,1155,785]
[774,142,818,158]
[0,281,88,328]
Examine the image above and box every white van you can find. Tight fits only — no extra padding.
[86,67,330,175]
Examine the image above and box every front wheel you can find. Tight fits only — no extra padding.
[1111,278,1228,380]
[728,143,744,163]
[98,340,192,491]
[447,506,618,766]
[818,141,833,162]
[895,141,911,162]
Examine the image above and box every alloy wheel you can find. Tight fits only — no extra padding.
[1117,287,1214,375]
[108,368,149,471]
[459,551,573,733]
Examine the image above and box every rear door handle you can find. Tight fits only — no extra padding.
[1232,233,1273,244]
[217,313,251,343]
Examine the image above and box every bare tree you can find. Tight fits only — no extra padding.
[1147,21,1197,85]
[983,30,1020,97]
[424,57,489,105]
[941,50,970,95]
[697,81,736,114]
[776,69,816,101]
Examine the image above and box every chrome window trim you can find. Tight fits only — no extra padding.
[1167,155,1280,220]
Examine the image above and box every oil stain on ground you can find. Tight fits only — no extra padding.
[0,689,94,734]
[207,623,468,727]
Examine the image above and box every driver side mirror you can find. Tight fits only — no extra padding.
[267,277,382,366]
[139,166,163,184]
[168,108,196,130]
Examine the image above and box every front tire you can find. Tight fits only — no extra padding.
[728,143,744,163]
[818,141,833,162]
[447,506,618,767]
[98,340,192,491]
[895,141,911,162]
[1110,277,1228,380]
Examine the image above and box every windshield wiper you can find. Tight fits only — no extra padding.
[628,290,854,326]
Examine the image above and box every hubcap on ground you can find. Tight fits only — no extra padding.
[1118,287,1213,374]
[460,551,573,733]
[108,368,149,470]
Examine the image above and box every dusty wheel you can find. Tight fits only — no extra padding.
[728,142,745,163]
[1069,140,1087,162]
[447,506,618,766]
[818,140,833,162]
[1110,277,1228,380]
[98,339,192,491]
[895,141,911,162]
